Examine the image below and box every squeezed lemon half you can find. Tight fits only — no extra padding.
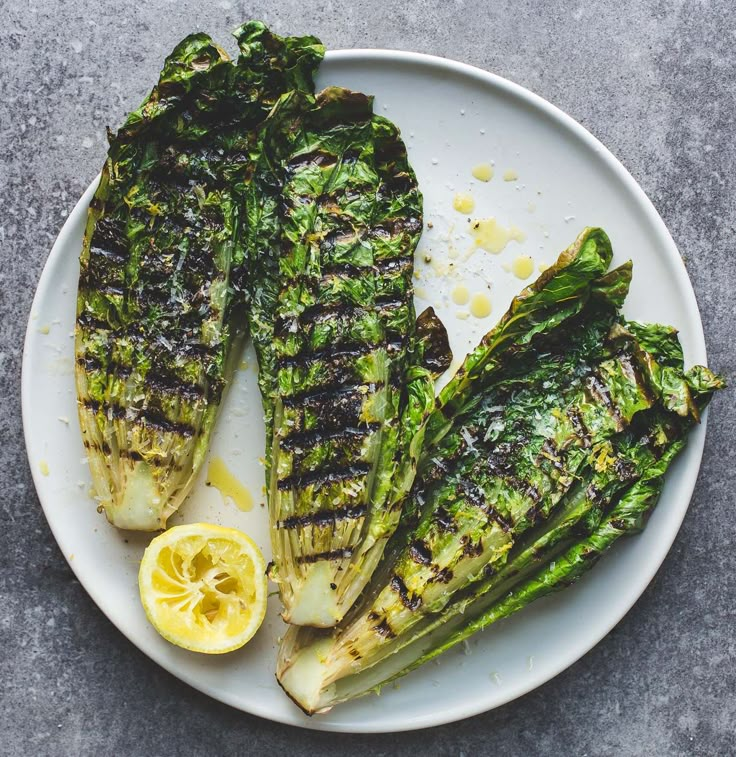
[138,523,267,654]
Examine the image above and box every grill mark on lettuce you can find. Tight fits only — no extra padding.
[276,463,370,492]
[408,540,432,565]
[82,399,195,436]
[281,382,372,408]
[369,614,397,640]
[567,408,591,447]
[277,503,368,530]
[296,548,354,565]
[390,575,422,611]
[456,479,513,533]
[280,423,380,451]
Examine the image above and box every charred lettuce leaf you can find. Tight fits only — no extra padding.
[75,23,324,530]
[395,359,723,679]
[275,230,724,713]
[245,87,442,626]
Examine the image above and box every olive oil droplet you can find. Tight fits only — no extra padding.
[470,293,492,319]
[451,284,470,306]
[470,218,526,254]
[512,255,535,280]
[207,457,253,512]
[471,163,493,182]
[453,193,475,214]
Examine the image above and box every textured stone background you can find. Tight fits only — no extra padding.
[1,1,734,754]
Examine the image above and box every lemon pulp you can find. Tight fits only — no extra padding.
[138,523,267,654]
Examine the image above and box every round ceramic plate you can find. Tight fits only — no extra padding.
[22,50,708,733]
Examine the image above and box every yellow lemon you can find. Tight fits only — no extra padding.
[138,523,267,654]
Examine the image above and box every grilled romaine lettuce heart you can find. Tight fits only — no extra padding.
[75,23,324,531]
[245,87,445,626]
[275,228,724,713]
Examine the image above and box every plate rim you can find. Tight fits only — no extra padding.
[22,47,708,733]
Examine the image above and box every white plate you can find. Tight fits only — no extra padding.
[22,50,708,733]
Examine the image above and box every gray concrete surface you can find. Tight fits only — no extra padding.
[1,1,734,754]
